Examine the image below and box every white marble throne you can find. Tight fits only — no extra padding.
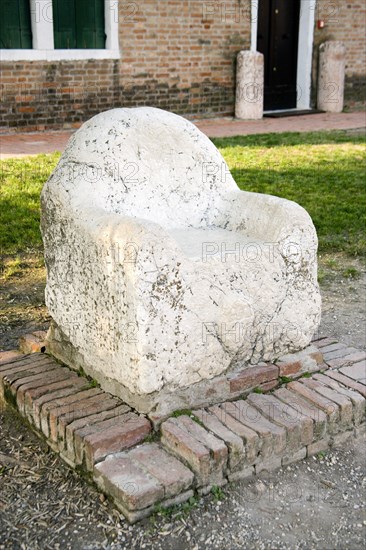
[41,107,321,415]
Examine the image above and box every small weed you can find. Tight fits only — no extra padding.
[317,451,327,459]
[279,376,292,384]
[325,258,338,269]
[317,268,328,284]
[301,372,312,378]
[151,504,174,520]
[211,485,224,501]
[171,409,193,418]
[253,387,263,394]
[144,432,160,444]
[180,495,200,513]
[1,257,22,280]
[342,267,361,279]
[151,494,199,524]
[76,367,100,388]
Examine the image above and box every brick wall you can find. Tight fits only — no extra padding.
[0,1,250,132]
[313,0,366,109]
[0,1,364,132]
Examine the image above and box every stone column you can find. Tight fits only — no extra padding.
[317,41,346,113]
[235,51,264,120]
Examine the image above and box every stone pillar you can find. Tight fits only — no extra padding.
[235,51,264,120]
[317,41,346,113]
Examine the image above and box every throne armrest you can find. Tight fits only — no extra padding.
[220,190,318,266]
[68,207,182,275]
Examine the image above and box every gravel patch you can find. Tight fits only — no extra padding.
[0,405,365,549]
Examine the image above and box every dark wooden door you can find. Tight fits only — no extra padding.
[257,0,300,110]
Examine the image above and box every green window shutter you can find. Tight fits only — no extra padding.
[0,0,32,49]
[18,0,32,47]
[75,0,105,49]
[53,0,77,49]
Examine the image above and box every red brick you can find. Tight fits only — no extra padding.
[83,414,151,470]
[65,404,131,461]
[161,417,219,486]
[260,379,279,392]
[0,350,23,365]
[230,400,286,458]
[18,331,47,354]
[48,391,107,442]
[323,349,354,363]
[326,351,366,369]
[312,373,365,425]
[23,375,85,418]
[128,443,194,498]
[310,350,324,365]
[274,387,327,440]
[40,388,103,437]
[52,393,121,445]
[210,403,260,465]
[278,360,302,377]
[320,342,347,355]
[229,364,278,393]
[0,354,51,374]
[31,380,91,428]
[17,368,76,414]
[19,106,34,113]
[277,345,323,377]
[94,454,164,511]
[311,337,338,349]
[4,362,62,397]
[194,409,245,471]
[326,369,366,397]
[247,393,313,449]
[282,446,307,466]
[287,381,340,427]
[340,362,366,383]
[301,379,353,429]
[177,415,227,473]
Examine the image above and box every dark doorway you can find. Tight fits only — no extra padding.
[257,0,301,111]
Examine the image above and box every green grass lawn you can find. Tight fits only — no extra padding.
[0,130,365,259]
[1,153,60,255]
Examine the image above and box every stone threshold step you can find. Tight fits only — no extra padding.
[0,336,365,523]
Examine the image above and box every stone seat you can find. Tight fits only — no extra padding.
[41,107,321,416]
[168,226,259,259]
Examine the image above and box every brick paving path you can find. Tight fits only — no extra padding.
[1,335,365,523]
[195,111,366,138]
[0,112,365,159]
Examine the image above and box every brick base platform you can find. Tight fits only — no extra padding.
[0,337,365,523]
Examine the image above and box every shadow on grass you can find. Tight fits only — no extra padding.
[0,199,44,254]
[230,164,366,256]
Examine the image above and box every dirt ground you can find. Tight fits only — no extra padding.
[318,254,366,349]
[0,253,365,549]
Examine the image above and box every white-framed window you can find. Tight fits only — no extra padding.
[0,0,119,61]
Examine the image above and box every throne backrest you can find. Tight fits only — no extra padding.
[51,107,238,228]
